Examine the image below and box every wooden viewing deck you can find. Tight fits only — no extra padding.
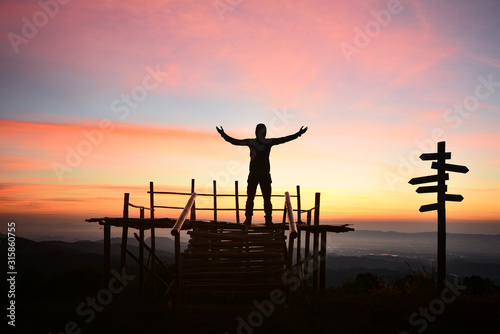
[87,180,354,305]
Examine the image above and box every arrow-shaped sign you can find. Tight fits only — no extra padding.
[419,203,443,212]
[416,185,447,193]
[409,173,449,185]
[431,162,469,174]
[443,194,464,202]
[420,152,451,161]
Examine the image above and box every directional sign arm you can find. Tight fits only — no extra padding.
[419,203,443,212]
[444,194,464,202]
[416,185,447,193]
[409,173,449,185]
[420,152,451,161]
[431,162,469,174]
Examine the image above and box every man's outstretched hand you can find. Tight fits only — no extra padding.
[216,126,225,136]
[298,126,308,136]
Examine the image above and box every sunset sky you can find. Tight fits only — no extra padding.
[1,0,500,240]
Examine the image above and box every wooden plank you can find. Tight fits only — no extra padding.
[187,231,284,241]
[181,266,286,274]
[185,246,285,254]
[188,240,284,247]
[416,185,447,193]
[409,173,449,185]
[180,282,286,290]
[182,252,285,259]
[419,203,442,212]
[181,270,285,278]
[181,259,286,267]
[182,262,285,270]
[444,194,464,202]
[431,162,469,174]
[185,246,282,253]
[420,152,451,160]
[188,240,285,247]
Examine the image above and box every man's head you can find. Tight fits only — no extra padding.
[255,123,267,140]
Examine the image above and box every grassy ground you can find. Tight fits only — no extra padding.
[8,268,500,334]
[13,289,500,334]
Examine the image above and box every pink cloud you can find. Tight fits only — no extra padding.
[0,118,221,177]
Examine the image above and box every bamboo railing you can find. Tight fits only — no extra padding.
[171,193,197,298]
[148,179,300,225]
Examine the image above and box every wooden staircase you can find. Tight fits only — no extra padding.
[176,223,288,303]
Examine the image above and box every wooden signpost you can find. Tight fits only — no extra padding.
[409,141,468,292]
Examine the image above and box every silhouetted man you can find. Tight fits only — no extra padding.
[216,124,307,225]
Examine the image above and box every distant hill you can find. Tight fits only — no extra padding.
[327,230,500,262]
[2,231,499,290]
[0,233,177,280]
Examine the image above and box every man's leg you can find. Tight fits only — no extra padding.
[245,174,258,225]
[261,173,273,225]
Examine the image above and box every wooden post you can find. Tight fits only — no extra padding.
[282,203,287,225]
[120,193,129,271]
[235,180,240,224]
[213,180,217,222]
[123,193,129,218]
[175,233,181,301]
[171,193,197,302]
[296,185,302,223]
[296,222,302,265]
[305,211,311,261]
[285,192,297,270]
[314,193,321,226]
[103,224,111,283]
[313,192,320,299]
[296,186,302,268]
[190,179,196,225]
[151,225,156,294]
[437,141,446,292]
[304,210,312,297]
[139,228,144,296]
[320,230,327,295]
[150,181,155,219]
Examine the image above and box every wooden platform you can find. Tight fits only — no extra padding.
[86,180,355,303]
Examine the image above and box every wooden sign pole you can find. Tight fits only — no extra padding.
[437,141,446,292]
[409,141,468,293]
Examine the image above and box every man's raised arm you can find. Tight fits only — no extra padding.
[272,126,308,145]
[216,126,247,146]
